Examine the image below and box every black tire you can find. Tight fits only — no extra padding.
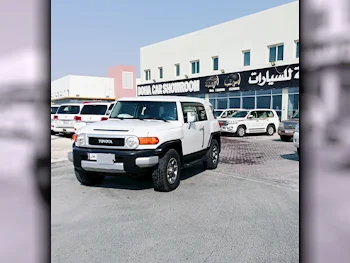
[74,168,105,186]
[280,135,291,142]
[266,124,275,136]
[236,125,246,137]
[205,139,219,169]
[152,149,181,192]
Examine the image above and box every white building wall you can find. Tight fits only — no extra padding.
[140,1,299,84]
[51,75,115,100]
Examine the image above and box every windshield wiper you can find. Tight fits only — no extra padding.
[144,117,169,122]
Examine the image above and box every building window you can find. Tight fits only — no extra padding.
[295,41,299,58]
[212,57,219,71]
[159,67,163,79]
[145,70,151,81]
[243,50,250,66]
[269,44,284,62]
[175,64,180,76]
[242,97,255,109]
[191,60,200,74]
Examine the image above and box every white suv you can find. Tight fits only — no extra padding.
[219,109,280,137]
[68,96,221,192]
[52,103,84,135]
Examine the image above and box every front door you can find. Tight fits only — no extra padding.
[181,102,203,155]
[246,110,261,133]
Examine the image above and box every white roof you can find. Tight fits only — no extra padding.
[57,103,84,107]
[81,102,111,106]
[119,96,207,103]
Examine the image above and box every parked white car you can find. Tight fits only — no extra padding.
[51,105,59,134]
[217,108,241,126]
[293,124,299,157]
[219,109,280,137]
[68,96,221,192]
[52,103,84,135]
[73,102,112,132]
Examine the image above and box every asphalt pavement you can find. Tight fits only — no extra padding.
[51,134,299,263]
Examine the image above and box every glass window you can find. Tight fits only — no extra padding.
[256,89,271,95]
[175,64,180,76]
[229,98,240,108]
[256,96,271,109]
[296,41,299,58]
[216,92,229,98]
[242,91,255,96]
[269,46,277,62]
[272,95,282,110]
[209,99,216,108]
[110,101,178,121]
[288,94,299,117]
[80,105,108,115]
[145,70,151,81]
[228,91,241,97]
[213,57,219,71]
[209,93,216,99]
[243,51,250,66]
[231,110,249,118]
[277,45,284,61]
[57,105,80,114]
[272,88,283,94]
[288,87,299,94]
[196,104,207,121]
[242,97,255,109]
[191,60,200,74]
[217,99,227,109]
[159,67,163,79]
[269,44,284,62]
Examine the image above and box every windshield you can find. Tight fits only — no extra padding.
[51,106,59,114]
[57,105,81,114]
[106,103,115,115]
[110,101,178,121]
[292,111,299,119]
[214,110,223,118]
[230,110,249,118]
[80,105,108,115]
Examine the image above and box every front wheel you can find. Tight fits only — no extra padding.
[266,124,275,136]
[152,149,181,192]
[236,126,246,137]
[205,139,219,169]
[75,168,105,186]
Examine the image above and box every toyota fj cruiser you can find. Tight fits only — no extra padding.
[68,96,221,192]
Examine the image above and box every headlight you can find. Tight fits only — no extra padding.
[279,122,284,128]
[295,124,299,132]
[75,133,86,147]
[125,136,139,149]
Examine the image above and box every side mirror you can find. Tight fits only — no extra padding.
[247,115,254,119]
[187,112,196,123]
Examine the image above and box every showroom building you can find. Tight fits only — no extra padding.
[137,1,299,120]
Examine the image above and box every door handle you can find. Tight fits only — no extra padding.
[199,127,204,131]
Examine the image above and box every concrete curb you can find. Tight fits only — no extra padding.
[51,158,68,164]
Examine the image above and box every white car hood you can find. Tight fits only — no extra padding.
[77,119,180,136]
[218,117,246,122]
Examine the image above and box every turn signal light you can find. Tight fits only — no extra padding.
[74,116,82,121]
[72,134,78,141]
[138,137,159,145]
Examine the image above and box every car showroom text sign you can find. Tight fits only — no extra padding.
[137,63,299,96]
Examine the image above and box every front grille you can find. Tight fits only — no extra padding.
[88,137,125,146]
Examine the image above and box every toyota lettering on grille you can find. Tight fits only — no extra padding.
[98,139,113,144]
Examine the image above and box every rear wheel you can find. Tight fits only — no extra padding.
[152,149,181,192]
[205,139,219,169]
[266,124,275,136]
[75,168,105,186]
[280,135,291,142]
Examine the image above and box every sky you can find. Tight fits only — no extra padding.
[51,0,295,80]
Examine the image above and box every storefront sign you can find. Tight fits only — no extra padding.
[137,63,299,96]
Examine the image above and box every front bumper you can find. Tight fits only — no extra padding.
[53,127,75,134]
[293,132,299,149]
[220,124,238,133]
[69,145,160,174]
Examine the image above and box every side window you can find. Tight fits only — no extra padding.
[249,111,258,119]
[257,111,268,119]
[267,111,274,118]
[181,102,197,123]
[196,103,207,121]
